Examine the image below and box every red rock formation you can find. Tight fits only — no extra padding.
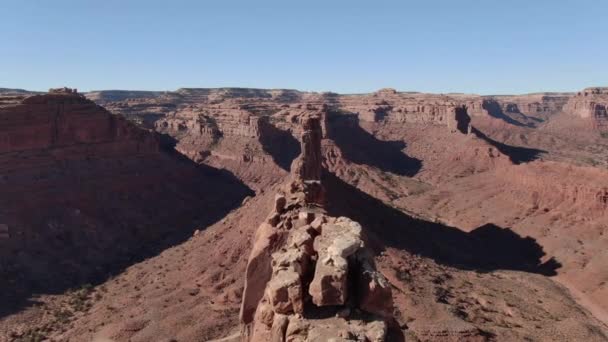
[447,105,472,134]
[289,115,325,205]
[0,90,251,312]
[89,89,482,187]
[564,87,608,131]
[240,116,394,342]
[0,91,158,154]
[491,93,571,117]
[338,90,472,131]
[80,86,608,327]
[3,87,608,342]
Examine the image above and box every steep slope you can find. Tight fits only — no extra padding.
[0,89,252,339]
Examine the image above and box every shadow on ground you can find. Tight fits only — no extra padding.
[324,172,560,275]
[0,141,253,318]
[472,127,546,164]
[326,112,422,177]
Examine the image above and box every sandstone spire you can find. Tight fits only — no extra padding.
[239,112,394,342]
[289,114,325,206]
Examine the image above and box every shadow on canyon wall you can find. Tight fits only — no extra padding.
[472,127,546,164]
[0,146,253,318]
[260,121,301,171]
[324,172,560,275]
[326,113,422,177]
[483,100,534,128]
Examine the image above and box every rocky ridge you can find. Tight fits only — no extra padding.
[0,88,251,319]
[240,115,395,341]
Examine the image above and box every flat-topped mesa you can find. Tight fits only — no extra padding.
[488,94,571,117]
[239,114,394,342]
[49,86,78,94]
[335,92,474,135]
[0,92,158,154]
[564,87,608,132]
[580,87,608,96]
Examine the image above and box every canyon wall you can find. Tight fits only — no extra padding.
[490,93,571,117]
[564,87,608,131]
[88,87,581,146]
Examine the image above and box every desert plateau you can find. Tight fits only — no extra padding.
[0,85,607,341]
[2,1,608,341]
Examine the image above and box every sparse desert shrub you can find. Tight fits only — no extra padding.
[11,329,46,342]
[52,308,73,324]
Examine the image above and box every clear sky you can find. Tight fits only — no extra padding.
[1,0,606,94]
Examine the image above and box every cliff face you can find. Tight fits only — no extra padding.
[490,94,571,117]
[564,87,608,131]
[337,90,469,128]
[0,91,158,154]
[0,89,252,311]
[153,103,296,190]
[89,88,578,160]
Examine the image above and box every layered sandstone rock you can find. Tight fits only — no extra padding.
[240,116,394,342]
[564,87,608,131]
[338,90,473,133]
[500,161,608,215]
[490,93,571,117]
[90,87,577,142]
[0,90,158,155]
[90,88,484,177]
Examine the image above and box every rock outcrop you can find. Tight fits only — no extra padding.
[339,91,466,129]
[490,93,571,117]
[240,115,394,341]
[0,90,158,155]
[447,106,472,134]
[564,87,608,131]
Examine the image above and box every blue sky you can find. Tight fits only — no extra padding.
[1,0,606,94]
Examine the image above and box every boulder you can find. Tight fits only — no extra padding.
[309,221,363,306]
[266,270,303,314]
[309,259,348,306]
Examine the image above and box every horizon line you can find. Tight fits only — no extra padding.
[2,85,606,97]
